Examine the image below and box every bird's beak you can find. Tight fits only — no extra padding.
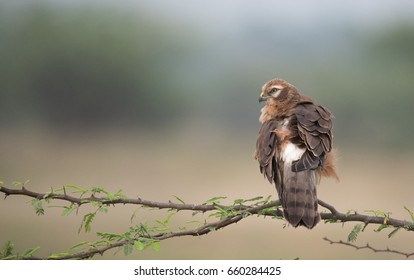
[259,91,265,102]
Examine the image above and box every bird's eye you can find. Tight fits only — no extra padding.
[270,87,280,94]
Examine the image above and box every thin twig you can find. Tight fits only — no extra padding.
[323,237,414,258]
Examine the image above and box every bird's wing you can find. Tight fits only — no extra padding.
[291,101,333,172]
[255,119,282,189]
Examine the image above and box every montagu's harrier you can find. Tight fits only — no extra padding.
[255,78,338,229]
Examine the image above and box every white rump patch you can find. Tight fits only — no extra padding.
[282,142,305,163]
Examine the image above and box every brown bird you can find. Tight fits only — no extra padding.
[255,78,338,229]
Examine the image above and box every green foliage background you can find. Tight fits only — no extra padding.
[0,1,413,148]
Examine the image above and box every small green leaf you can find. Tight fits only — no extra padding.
[374,224,389,232]
[324,218,338,224]
[173,195,186,204]
[130,209,138,224]
[69,241,90,250]
[113,189,125,200]
[404,206,414,222]
[12,181,23,188]
[0,241,14,257]
[123,243,133,256]
[85,213,95,232]
[91,186,105,194]
[98,205,109,214]
[48,252,69,259]
[12,180,30,188]
[62,185,87,194]
[23,247,40,258]
[233,199,244,204]
[134,240,145,251]
[208,226,216,232]
[348,224,363,242]
[203,196,227,205]
[62,205,74,216]
[163,212,175,224]
[365,209,391,217]
[79,213,96,233]
[152,241,160,252]
[186,220,202,228]
[243,196,263,202]
[96,232,123,241]
[258,207,275,216]
[263,195,272,202]
[31,199,45,216]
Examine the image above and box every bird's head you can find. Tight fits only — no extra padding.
[259,78,299,103]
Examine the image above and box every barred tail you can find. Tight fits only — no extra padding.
[281,164,320,229]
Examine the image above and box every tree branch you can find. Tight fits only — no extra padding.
[48,215,246,260]
[1,185,413,259]
[323,237,414,258]
[318,200,413,229]
[0,185,278,212]
[1,185,413,230]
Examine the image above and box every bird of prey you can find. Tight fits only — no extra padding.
[255,78,338,229]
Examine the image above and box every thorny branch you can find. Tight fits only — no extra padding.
[1,185,412,230]
[323,237,414,258]
[23,215,246,260]
[0,185,280,213]
[1,185,413,259]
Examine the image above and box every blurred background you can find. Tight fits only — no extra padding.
[1,0,414,259]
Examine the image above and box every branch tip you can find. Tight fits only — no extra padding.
[324,237,414,258]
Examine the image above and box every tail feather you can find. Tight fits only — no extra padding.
[317,149,339,183]
[282,164,320,229]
